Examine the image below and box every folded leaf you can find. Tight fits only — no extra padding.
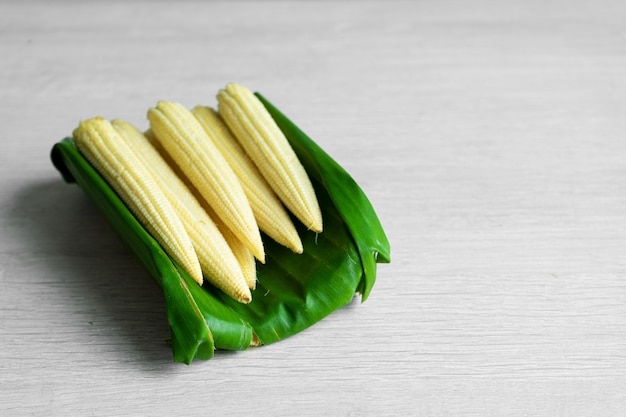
[256,94,391,300]
[50,94,390,363]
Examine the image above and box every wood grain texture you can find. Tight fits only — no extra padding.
[1,1,625,416]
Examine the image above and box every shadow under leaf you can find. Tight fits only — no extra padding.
[9,177,178,369]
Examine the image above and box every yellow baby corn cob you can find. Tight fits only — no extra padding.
[192,106,303,254]
[146,127,258,290]
[217,83,323,233]
[72,117,203,286]
[221,224,257,290]
[112,119,252,303]
[200,201,258,290]
[147,101,266,264]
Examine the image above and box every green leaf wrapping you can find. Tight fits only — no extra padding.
[50,94,390,363]
[257,94,391,300]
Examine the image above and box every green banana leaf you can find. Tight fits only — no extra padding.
[50,93,390,364]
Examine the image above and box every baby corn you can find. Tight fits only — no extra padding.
[199,200,258,290]
[148,126,258,291]
[112,119,252,303]
[217,83,323,233]
[147,101,266,264]
[72,117,203,285]
[192,106,303,254]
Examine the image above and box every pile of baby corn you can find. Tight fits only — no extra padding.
[72,83,323,303]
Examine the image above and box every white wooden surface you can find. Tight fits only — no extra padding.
[2,1,625,415]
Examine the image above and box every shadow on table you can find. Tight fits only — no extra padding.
[9,177,191,370]
[12,176,365,368]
